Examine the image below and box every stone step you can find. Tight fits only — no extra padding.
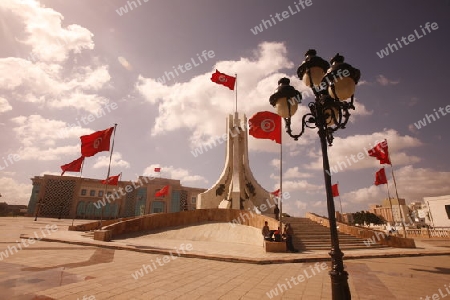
[283,216,387,251]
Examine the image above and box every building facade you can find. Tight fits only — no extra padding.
[27,174,206,219]
[424,195,450,227]
[369,198,411,224]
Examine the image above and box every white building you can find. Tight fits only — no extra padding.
[424,195,450,228]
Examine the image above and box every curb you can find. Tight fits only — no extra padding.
[21,234,450,265]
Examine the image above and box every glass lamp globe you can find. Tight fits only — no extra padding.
[328,77,356,101]
[275,97,298,118]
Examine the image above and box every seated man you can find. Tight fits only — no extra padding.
[273,226,283,242]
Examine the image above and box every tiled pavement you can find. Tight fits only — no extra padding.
[1,217,449,300]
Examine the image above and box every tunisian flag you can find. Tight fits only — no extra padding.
[61,156,84,176]
[249,111,282,144]
[101,173,121,185]
[155,185,170,197]
[331,184,339,197]
[368,140,391,165]
[271,189,281,197]
[80,127,114,157]
[211,70,236,90]
[375,168,388,186]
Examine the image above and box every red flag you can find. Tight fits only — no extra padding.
[271,189,280,197]
[154,167,161,172]
[211,70,236,90]
[80,127,114,157]
[102,173,121,185]
[368,140,391,165]
[155,185,170,197]
[331,184,339,197]
[61,156,84,176]
[375,168,388,185]
[249,111,282,144]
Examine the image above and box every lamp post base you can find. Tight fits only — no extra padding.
[329,248,351,300]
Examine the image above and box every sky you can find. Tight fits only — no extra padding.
[0,0,449,217]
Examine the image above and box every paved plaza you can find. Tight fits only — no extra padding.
[1,217,450,300]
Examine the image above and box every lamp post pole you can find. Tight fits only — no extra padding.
[268,49,360,300]
[34,199,44,221]
[318,123,351,298]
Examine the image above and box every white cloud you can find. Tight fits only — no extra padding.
[10,114,88,160]
[279,180,323,194]
[12,115,75,147]
[0,177,30,205]
[136,42,294,148]
[344,165,450,208]
[0,1,111,114]
[295,200,308,210]
[0,97,12,113]
[376,75,400,86]
[1,0,94,63]
[17,145,80,161]
[284,167,312,179]
[92,152,131,169]
[142,164,208,185]
[306,129,422,172]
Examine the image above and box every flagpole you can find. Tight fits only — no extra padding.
[101,123,118,227]
[107,124,118,179]
[384,171,395,227]
[386,139,406,237]
[71,156,85,226]
[279,119,282,230]
[235,73,238,113]
[337,181,343,214]
[79,157,84,178]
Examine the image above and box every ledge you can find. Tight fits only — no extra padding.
[264,241,286,253]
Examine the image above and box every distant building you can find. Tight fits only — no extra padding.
[409,201,428,224]
[424,195,450,228]
[0,202,28,216]
[335,211,354,224]
[369,198,411,225]
[28,174,206,219]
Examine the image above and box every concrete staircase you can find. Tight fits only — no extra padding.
[282,217,388,251]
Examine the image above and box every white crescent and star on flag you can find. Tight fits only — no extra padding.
[260,119,276,132]
[93,137,102,149]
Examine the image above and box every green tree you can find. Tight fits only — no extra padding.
[352,211,385,225]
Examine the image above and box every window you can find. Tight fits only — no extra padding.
[90,190,96,197]
[81,189,87,196]
[445,205,450,219]
[98,191,104,197]
[191,196,196,204]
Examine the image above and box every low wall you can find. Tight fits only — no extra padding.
[94,209,280,239]
[406,228,450,239]
[306,213,416,248]
[68,217,136,232]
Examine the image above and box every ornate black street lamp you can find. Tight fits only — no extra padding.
[269,49,360,300]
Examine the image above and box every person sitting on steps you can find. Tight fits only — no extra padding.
[274,226,282,242]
